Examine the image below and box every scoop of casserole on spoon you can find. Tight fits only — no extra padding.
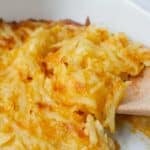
[117,67,150,116]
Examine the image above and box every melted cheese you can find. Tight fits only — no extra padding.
[0,20,149,150]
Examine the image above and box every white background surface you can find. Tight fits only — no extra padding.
[131,0,150,13]
[0,0,150,149]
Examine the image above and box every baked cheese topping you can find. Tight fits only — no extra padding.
[0,20,149,150]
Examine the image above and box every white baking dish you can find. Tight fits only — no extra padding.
[0,0,150,149]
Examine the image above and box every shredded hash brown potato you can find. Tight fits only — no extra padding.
[0,19,150,150]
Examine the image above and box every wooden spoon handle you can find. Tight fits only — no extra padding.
[117,68,150,116]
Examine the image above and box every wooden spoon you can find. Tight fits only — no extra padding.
[117,67,150,116]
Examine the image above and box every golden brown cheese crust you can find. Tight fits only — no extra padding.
[0,19,149,150]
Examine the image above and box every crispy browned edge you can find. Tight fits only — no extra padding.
[0,17,91,27]
[0,17,91,50]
